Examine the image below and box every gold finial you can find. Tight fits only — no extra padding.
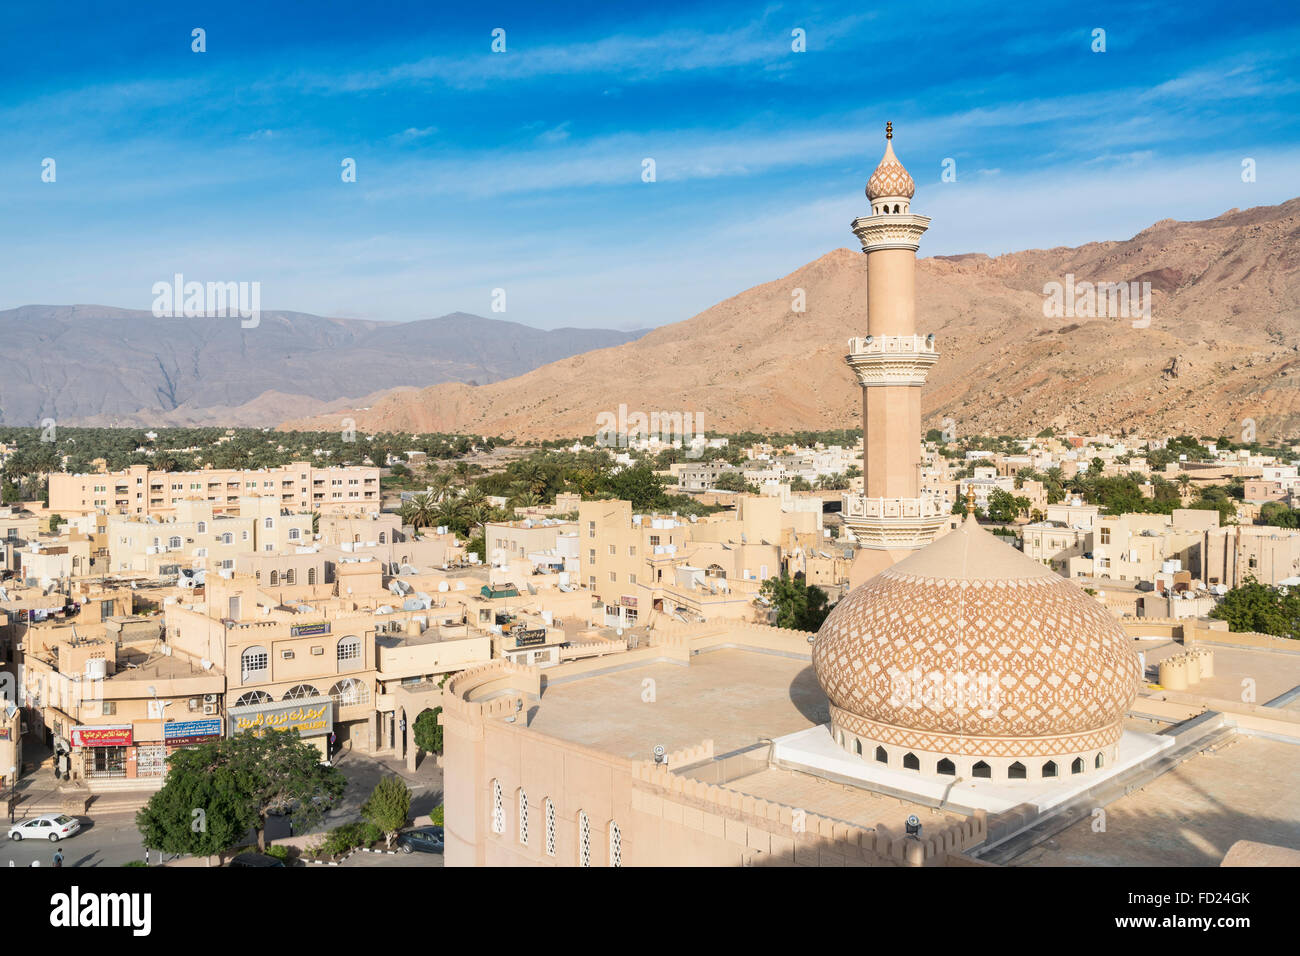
[885,121,893,140]
[965,485,977,515]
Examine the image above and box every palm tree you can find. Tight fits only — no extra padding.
[461,486,487,510]
[434,496,466,534]
[402,491,438,531]
[428,471,453,501]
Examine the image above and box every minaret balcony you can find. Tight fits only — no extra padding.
[846,334,939,386]
[841,494,947,549]
[851,213,931,252]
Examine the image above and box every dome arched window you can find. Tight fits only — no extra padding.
[972,760,992,778]
[1071,757,1085,775]
[1042,760,1058,778]
[874,746,888,764]
[902,752,920,771]
[937,758,956,776]
[1008,761,1027,779]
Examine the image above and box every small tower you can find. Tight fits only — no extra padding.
[843,124,945,588]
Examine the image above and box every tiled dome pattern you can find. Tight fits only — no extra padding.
[865,141,916,200]
[812,569,1140,741]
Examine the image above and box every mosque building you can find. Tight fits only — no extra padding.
[438,126,1300,868]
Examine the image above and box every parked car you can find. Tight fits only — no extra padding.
[8,814,82,842]
[227,852,286,867]
[396,825,444,854]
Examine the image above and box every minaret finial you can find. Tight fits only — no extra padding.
[885,121,893,140]
[965,484,977,517]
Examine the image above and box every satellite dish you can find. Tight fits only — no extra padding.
[907,815,920,827]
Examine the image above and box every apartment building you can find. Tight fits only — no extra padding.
[1202,524,1300,588]
[48,462,380,517]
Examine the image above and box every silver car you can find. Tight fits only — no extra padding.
[8,814,82,842]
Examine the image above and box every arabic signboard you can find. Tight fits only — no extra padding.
[228,697,333,739]
[163,718,224,747]
[70,725,133,747]
[290,622,331,637]
[513,628,548,648]
[620,595,637,608]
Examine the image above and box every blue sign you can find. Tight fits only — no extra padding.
[163,718,223,745]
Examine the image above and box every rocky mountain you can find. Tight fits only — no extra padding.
[0,309,646,427]
[281,198,1300,442]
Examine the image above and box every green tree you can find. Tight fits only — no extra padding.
[760,573,832,632]
[361,775,412,849]
[47,513,63,533]
[1209,577,1300,640]
[137,729,345,856]
[413,707,443,755]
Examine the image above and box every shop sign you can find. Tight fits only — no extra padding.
[70,725,133,747]
[290,622,331,637]
[620,595,637,608]
[163,718,223,746]
[228,697,333,739]
[514,628,547,648]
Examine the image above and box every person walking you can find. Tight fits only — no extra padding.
[53,849,63,868]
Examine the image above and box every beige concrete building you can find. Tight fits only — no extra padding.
[48,462,380,517]
[1202,524,1300,587]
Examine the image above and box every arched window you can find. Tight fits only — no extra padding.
[197,521,207,534]
[289,528,300,540]
[874,746,888,764]
[285,568,296,585]
[518,788,529,846]
[221,533,233,545]
[853,738,862,756]
[240,646,268,683]
[577,811,591,867]
[328,678,369,706]
[234,690,272,707]
[337,635,362,668]
[1071,757,1085,775]
[269,570,279,587]
[937,758,956,776]
[265,517,274,529]
[903,752,920,771]
[973,760,992,778]
[379,532,387,544]
[1009,761,1027,779]
[544,798,556,857]
[705,564,726,579]
[1042,760,1058,778]
[491,780,505,834]
[307,567,317,585]
[609,821,622,868]
[282,683,319,700]
[1095,752,1104,769]
[168,536,182,549]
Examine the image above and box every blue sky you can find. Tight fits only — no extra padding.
[2,0,1298,329]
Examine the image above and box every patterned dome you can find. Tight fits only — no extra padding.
[813,517,1140,745]
[865,136,915,201]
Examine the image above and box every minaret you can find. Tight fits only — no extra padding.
[843,123,945,589]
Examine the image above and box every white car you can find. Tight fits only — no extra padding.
[8,814,82,842]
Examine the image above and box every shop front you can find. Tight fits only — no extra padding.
[227,697,334,761]
[70,724,133,780]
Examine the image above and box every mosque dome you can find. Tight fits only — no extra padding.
[812,515,1141,773]
[865,123,916,201]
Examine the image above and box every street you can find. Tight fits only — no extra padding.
[3,747,444,868]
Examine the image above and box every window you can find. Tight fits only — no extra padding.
[937,758,956,776]
[221,532,233,545]
[1072,757,1085,775]
[492,780,505,834]
[285,569,296,585]
[628,546,635,556]
[282,683,318,700]
[874,746,888,763]
[1042,760,1058,778]
[1008,761,1027,779]
[234,690,272,707]
[269,571,279,587]
[1100,527,1111,545]
[168,536,182,549]
[289,528,300,540]
[577,811,590,867]
[378,533,386,544]
[241,646,269,683]
[545,798,556,856]
[307,567,317,585]
[337,636,362,666]
[973,760,991,778]
[628,574,636,585]
[1095,752,1105,769]
[102,701,116,716]
[328,678,369,706]
[608,545,616,556]
[197,522,207,533]
[609,821,622,867]
[902,752,920,771]
[518,789,529,846]
[264,517,274,529]
[853,738,862,756]
[608,571,616,583]
[589,549,596,564]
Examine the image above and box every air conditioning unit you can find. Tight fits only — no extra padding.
[203,694,218,704]
[203,703,218,715]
